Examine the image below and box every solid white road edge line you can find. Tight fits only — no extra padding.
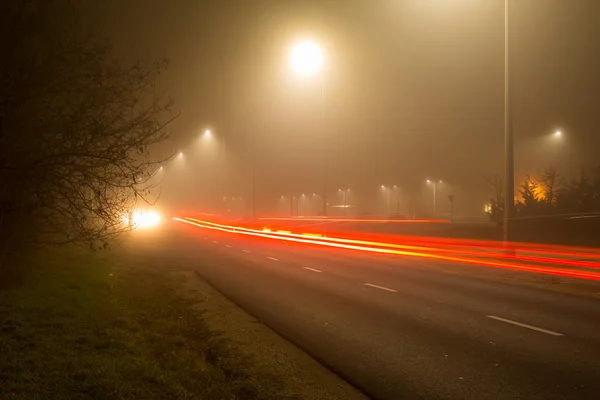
[364,283,397,293]
[225,245,232,248]
[242,250,251,253]
[267,257,279,261]
[212,241,218,244]
[303,267,322,273]
[486,315,565,337]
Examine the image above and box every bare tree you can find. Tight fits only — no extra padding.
[540,167,560,206]
[0,0,176,260]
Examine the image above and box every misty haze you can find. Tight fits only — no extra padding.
[1,1,599,400]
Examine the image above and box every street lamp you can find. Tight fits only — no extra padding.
[289,40,324,77]
[300,194,307,216]
[380,185,400,217]
[502,0,513,244]
[311,193,319,216]
[202,127,245,216]
[381,185,391,217]
[338,189,350,217]
[426,180,442,217]
[549,128,572,176]
[420,1,511,240]
[287,194,300,217]
[289,39,327,216]
[202,128,224,153]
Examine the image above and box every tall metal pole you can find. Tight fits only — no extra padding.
[252,162,256,220]
[387,188,391,217]
[433,182,437,217]
[503,0,514,243]
[320,74,328,217]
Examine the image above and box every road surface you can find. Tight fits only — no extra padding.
[132,223,600,400]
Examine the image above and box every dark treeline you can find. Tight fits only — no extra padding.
[486,166,600,222]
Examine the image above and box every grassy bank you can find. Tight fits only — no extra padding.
[0,247,285,400]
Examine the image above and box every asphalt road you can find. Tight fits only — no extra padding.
[132,223,600,400]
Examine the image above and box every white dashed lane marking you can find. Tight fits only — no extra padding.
[364,283,397,293]
[486,315,565,337]
[303,267,322,273]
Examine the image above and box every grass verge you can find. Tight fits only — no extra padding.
[0,246,289,400]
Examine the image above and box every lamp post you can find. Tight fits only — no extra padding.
[381,185,391,217]
[311,193,319,216]
[338,189,350,217]
[381,185,399,217]
[426,180,442,217]
[409,1,512,238]
[289,40,327,216]
[503,0,513,244]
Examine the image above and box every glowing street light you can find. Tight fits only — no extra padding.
[555,130,562,137]
[289,40,324,77]
[204,129,211,137]
[289,39,328,216]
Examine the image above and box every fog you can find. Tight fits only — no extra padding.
[94,0,600,220]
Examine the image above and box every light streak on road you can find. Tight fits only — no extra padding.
[260,217,450,223]
[389,234,600,259]
[257,218,600,264]
[256,216,600,258]
[174,217,600,281]
[185,218,600,270]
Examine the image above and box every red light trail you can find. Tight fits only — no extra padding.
[174,217,600,281]
[259,217,450,223]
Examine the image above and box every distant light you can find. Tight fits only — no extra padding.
[426,180,431,183]
[179,152,183,157]
[159,166,163,170]
[381,185,386,188]
[205,129,211,136]
[439,180,443,183]
[290,40,324,77]
[123,210,161,229]
[555,130,562,136]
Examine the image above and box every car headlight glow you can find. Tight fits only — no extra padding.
[123,210,161,229]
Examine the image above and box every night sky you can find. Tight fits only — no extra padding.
[91,0,600,218]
